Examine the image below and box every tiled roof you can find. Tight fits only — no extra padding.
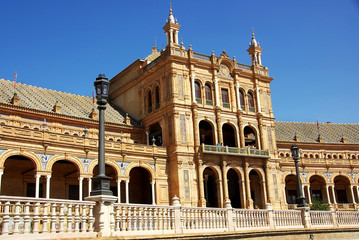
[275,121,359,144]
[144,47,161,62]
[0,79,139,126]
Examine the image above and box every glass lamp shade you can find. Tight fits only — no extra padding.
[94,74,109,99]
[290,144,299,159]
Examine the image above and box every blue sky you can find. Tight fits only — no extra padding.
[1,0,358,123]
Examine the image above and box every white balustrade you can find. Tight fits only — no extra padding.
[273,210,303,228]
[0,196,96,239]
[336,211,359,226]
[233,209,269,230]
[310,211,334,227]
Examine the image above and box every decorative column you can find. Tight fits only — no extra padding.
[240,180,246,208]
[191,74,196,103]
[222,161,230,208]
[198,167,206,207]
[283,185,287,204]
[204,175,209,203]
[151,181,156,205]
[356,186,359,204]
[214,78,220,107]
[35,174,41,198]
[88,178,92,196]
[326,185,331,204]
[0,170,3,194]
[306,185,312,204]
[46,175,51,199]
[261,181,268,205]
[350,185,356,204]
[217,179,224,208]
[235,83,241,110]
[125,180,129,204]
[331,186,337,204]
[117,180,121,203]
[79,177,83,201]
[244,160,252,208]
[255,86,261,113]
[215,108,223,144]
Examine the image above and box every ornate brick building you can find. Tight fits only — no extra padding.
[1,7,359,213]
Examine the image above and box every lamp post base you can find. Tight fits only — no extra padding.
[296,196,308,208]
[90,175,113,196]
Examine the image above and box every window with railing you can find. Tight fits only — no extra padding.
[155,86,160,110]
[248,92,255,112]
[239,90,245,110]
[147,90,152,113]
[195,81,201,103]
[221,88,230,108]
[205,84,213,105]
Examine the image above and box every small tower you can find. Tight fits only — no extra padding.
[247,29,263,66]
[163,3,181,47]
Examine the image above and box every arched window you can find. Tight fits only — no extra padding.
[205,84,213,105]
[195,82,201,103]
[155,86,160,110]
[239,90,245,110]
[147,91,152,113]
[248,92,255,112]
[221,88,229,108]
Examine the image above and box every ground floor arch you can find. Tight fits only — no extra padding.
[309,175,328,203]
[1,155,39,197]
[50,160,80,200]
[334,175,352,203]
[249,169,265,209]
[203,167,220,207]
[227,168,243,208]
[129,167,152,204]
[285,174,298,204]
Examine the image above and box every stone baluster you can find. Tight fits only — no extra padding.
[32,202,40,234]
[67,204,73,232]
[50,203,57,233]
[42,203,50,233]
[59,204,65,233]
[114,205,120,232]
[81,205,87,232]
[2,201,10,235]
[23,202,31,234]
[12,201,21,234]
[74,204,80,232]
[121,206,126,231]
[88,205,94,232]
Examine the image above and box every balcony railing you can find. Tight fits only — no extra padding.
[201,144,269,157]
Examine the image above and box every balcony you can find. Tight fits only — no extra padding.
[201,144,269,157]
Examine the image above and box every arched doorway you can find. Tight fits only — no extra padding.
[203,167,219,207]
[199,120,214,145]
[149,122,162,146]
[227,169,242,208]
[129,167,151,204]
[244,126,257,148]
[50,160,80,200]
[249,170,264,209]
[285,175,298,204]
[93,164,118,198]
[334,176,351,203]
[222,124,236,147]
[309,175,327,203]
[2,155,40,197]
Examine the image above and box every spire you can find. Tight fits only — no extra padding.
[247,28,263,66]
[163,3,181,47]
[167,2,176,23]
[249,27,259,47]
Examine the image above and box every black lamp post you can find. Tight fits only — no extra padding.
[291,144,307,207]
[90,74,113,196]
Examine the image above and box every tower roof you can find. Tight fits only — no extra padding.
[167,3,176,24]
[249,28,259,47]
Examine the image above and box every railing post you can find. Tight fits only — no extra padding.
[171,196,183,234]
[225,204,235,232]
[330,206,338,227]
[85,195,117,237]
[297,207,311,228]
[266,203,275,229]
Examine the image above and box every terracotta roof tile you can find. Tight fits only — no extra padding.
[0,78,139,126]
[275,121,359,144]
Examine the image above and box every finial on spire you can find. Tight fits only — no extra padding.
[170,2,172,12]
[249,27,259,47]
[167,2,175,23]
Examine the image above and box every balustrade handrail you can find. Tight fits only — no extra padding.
[202,144,269,157]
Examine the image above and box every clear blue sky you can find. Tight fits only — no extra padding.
[1,0,358,123]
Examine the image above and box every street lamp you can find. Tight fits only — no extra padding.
[90,74,113,196]
[291,144,307,207]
